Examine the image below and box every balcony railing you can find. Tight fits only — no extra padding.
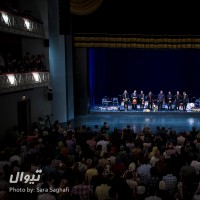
[0,71,50,93]
[0,10,45,38]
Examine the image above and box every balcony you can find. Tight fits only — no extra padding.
[0,71,50,93]
[0,10,45,38]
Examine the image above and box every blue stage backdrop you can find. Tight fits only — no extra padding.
[89,48,200,106]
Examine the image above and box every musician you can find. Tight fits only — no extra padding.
[147,91,154,110]
[131,90,138,110]
[167,91,173,110]
[122,90,129,110]
[182,91,189,111]
[138,90,145,111]
[174,91,181,111]
[157,90,165,111]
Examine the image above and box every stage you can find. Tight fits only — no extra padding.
[74,105,200,133]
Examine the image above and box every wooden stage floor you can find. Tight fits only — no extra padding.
[74,109,200,133]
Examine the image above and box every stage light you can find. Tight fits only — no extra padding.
[1,12,10,25]
[7,74,16,85]
[24,18,31,30]
[32,72,41,82]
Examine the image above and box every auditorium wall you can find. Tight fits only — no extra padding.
[0,87,52,140]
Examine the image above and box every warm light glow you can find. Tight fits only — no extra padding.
[1,12,9,25]
[7,74,16,85]
[24,18,31,30]
[32,72,40,82]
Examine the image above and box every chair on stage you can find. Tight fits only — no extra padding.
[102,97,110,107]
[112,97,119,106]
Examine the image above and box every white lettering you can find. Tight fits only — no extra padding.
[27,187,35,193]
[9,187,26,192]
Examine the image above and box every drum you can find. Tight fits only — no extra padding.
[187,103,194,110]
[121,102,124,106]
[132,99,137,105]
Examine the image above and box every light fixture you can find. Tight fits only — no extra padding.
[32,72,41,82]
[1,12,10,25]
[24,18,31,30]
[7,74,16,85]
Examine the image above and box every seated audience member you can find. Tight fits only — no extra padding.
[96,135,110,152]
[95,177,111,200]
[71,172,93,199]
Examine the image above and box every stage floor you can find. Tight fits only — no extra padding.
[74,107,200,133]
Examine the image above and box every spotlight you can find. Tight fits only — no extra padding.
[7,74,16,85]
[32,72,41,82]
[1,12,10,25]
[24,18,31,30]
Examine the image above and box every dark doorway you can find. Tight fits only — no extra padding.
[17,99,31,134]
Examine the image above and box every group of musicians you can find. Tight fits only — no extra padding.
[122,90,189,111]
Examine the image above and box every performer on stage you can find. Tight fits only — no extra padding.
[157,90,165,111]
[182,91,189,111]
[131,90,138,110]
[138,90,145,111]
[174,91,181,111]
[167,91,173,110]
[147,91,154,110]
[122,90,129,110]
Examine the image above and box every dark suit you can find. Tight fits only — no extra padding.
[157,93,165,111]
[174,94,181,110]
[182,94,189,111]
[147,94,154,110]
[122,93,129,110]
[167,94,173,110]
[138,93,145,110]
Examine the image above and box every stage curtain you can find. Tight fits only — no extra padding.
[70,0,103,15]
[88,47,200,107]
[89,48,107,107]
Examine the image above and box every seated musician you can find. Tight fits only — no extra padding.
[122,90,129,111]
[147,91,154,110]
[167,91,173,110]
[131,90,138,110]
[138,90,145,111]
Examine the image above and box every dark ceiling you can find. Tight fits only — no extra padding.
[71,0,200,35]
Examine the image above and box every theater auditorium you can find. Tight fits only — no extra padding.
[0,0,200,200]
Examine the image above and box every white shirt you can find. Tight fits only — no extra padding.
[96,140,109,152]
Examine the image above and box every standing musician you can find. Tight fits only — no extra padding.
[182,91,189,111]
[147,91,154,110]
[122,90,129,110]
[167,91,173,110]
[131,90,138,110]
[138,90,145,111]
[174,91,181,111]
[157,90,165,111]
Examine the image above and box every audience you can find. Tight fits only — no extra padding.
[1,120,200,200]
[0,51,48,74]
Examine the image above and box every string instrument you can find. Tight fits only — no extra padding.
[132,98,137,105]
[168,98,172,104]
[123,98,129,102]
[141,98,145,104]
